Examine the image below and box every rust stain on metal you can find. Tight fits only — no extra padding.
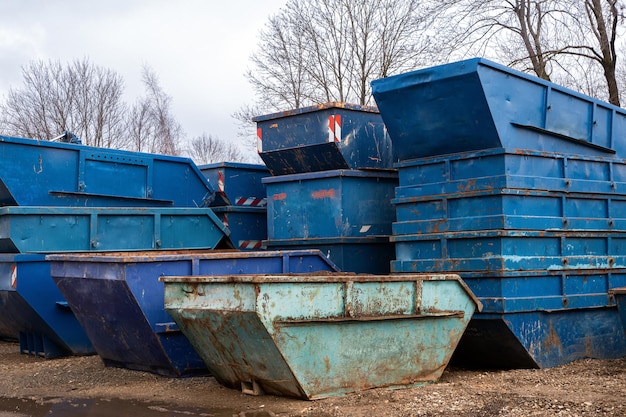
[311,189,336,199]
[273,193,287,201]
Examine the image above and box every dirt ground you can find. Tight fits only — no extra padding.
[0,340,625,417]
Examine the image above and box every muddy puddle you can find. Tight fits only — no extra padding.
[0,397,246,417]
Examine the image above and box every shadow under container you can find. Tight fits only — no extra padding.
[253,102,395,175]
[161,272,481,400]
[371,58,626,161]
[47,250,338,377]
[263,169,398,273]
[0,254,93,358]
[0,135,216,207]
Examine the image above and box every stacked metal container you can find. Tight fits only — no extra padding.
[372,58,626,368]
[200,161,270,250]
[0,135,229,359]
[254,102,398,273]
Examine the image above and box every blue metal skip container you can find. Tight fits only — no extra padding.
[264,169,398,239]
[47,250,339,377]
[0,254,93,358]
[211,206,267,251]
[162,272,481,399]
[0,135,216,207]
[0,206,229,253]
[371,58,626,160]
[263,169,398,273]
[200,162,269,207]
[253,102,395,175]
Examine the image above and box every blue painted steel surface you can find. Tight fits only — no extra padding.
[47,250,339,377]
[211,206,267,250]
[392,230,626,272]
[371,58,626,160]
[394,149,626,197]
[0,206,228,253]
[253,102,395,175]
[393,189,626,234]
[199,162,269,207]
[376,58,626,368]
[0,254,93,358]
[0,135,215,207]
[264,169,398,239]
[161,273,481,399]
[266,237,394,274]
[451,309,626,369]
[610,287,626,337]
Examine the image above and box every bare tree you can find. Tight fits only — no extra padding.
[247,0,433,111]
[185,133,245,165]
[0,58,126,146]
[125,66,183,155]
[434,0,625,105]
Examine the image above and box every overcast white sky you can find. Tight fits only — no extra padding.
[0,0,287,150]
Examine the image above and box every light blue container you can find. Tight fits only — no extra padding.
[371,58,626,160]
[162,272,481,399]
[0,206,228,253]
[0,135,216,207]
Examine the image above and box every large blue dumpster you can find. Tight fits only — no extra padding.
[253,102,395,175]
[263,169,398,273]
[0,206,228,253]
[264,169,398,239]
[47,250,339,377]
[199,162,269,207]
[610,286,626,337]
[162,272,481,399]
[0,135,216,207]
[371,58,626,160]
[374,58,626,368]
[0,254,93,358]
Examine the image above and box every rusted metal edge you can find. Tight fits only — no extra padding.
[274,311,465,325]
[159,273,463,283]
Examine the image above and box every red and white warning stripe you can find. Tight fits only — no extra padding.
[256,127,263,153]
[11,265,16,288]
[239,240,264,250]
[220,213,229,228]
[328,114,342,143]
[217,171,225,192]
[235,197,267,207]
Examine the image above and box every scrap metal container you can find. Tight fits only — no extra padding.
[376,58,626,368]
[199,162,269,207]
[199,162,269,250]
[371,58,626,161]
[161,273,481,400]
[253,102,395,175]
[0,206,229,253]
[47,250,339,377]
[0,135,216,207]
[263,169,398,273]
[211,206,267,250]
[0,254,93,358]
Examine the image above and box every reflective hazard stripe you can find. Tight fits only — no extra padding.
[217,171,225,192]
[256,127,263,153]
[328,114,341,143]
[239,240,264,249]
[235,197,267,207]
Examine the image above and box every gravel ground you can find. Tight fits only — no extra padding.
[0,340,625,416]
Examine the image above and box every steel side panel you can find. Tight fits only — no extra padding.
[163,275,478,399]
[0,135,214,207]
